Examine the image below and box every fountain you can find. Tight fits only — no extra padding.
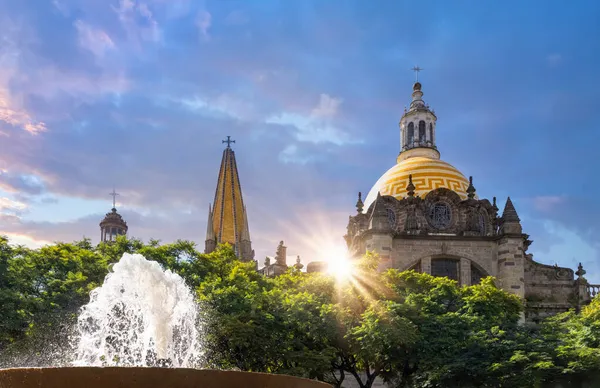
[0,253,328,388]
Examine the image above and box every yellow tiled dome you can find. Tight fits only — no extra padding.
[364,156,473,210]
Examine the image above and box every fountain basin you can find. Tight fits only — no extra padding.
[0,367,331,388]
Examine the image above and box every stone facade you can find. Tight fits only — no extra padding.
[346,176,592,323]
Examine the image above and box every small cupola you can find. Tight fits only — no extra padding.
[100,188,128,243]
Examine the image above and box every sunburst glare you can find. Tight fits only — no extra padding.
[323,244,353,280]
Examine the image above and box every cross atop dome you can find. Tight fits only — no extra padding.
[411,66,423,82]
[109,187,119,209]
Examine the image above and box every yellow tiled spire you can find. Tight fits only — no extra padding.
[205,136,254,261]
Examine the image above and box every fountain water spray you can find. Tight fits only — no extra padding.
[73,253,202,367]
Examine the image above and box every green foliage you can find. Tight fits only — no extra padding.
[3,237,600,388]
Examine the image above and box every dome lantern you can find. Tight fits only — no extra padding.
[399,68,440,163]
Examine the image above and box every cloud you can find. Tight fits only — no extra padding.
[0,197,27,213]
[0,89,47,134]
[74,20,116,58]
[196,10,211,40]
[266,93,361,146]
[113,0,162,46]
[311,94,343,118]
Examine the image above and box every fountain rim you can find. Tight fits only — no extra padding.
[0,366,331,387]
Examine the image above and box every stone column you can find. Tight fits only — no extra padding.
[421,257,432,275]
[460,258,471,287]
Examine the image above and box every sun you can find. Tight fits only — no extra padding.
[323,245,353,280]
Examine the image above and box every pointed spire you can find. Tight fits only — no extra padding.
[356,192,364,214]
[206,138,253,260]
[206,204,215,241]
[502,197,520,222]
[467,176,476,199]
[406,175,416,197]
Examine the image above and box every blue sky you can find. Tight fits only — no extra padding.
[0,0,599,279]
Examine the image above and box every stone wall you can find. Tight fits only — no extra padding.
[524,255,578,322]
[390,237,497,277]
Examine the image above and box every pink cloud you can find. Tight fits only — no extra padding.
[0,88,47,134]
[0,197,27,212]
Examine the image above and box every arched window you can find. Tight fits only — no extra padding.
[407,122,414,146]
[431,258,459,281]
[429,123,433,143]
[419,121,426,143]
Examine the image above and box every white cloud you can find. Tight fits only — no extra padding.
[113,0,162,45]
[74,20,116,58]
[266,93,360,146]
[178,93,260,121]
[196,10,212,40]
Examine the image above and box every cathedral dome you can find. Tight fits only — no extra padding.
[364,156,474,210]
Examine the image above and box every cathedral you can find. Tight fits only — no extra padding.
[343,79,593,322]
[98,78,596,323]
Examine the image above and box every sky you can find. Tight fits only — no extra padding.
[0,0,599,280]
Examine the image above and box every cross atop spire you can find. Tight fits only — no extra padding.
[109,187,119,209]
[411,66,423,82]
[222,135,235,148]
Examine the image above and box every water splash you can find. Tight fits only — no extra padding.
[73,253,202,367]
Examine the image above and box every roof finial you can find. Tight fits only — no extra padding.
[222,135,235,148]
[109,187,119,210]
[406,174,416,197]
[576,262,586,279]
[356,192,364,214]
[467,176,476,199]
[411,66,423,82]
